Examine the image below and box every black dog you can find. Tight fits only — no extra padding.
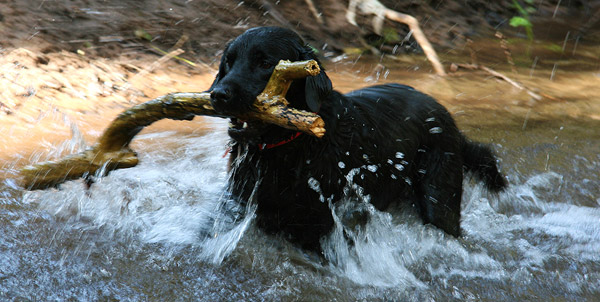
[209,27,506,251]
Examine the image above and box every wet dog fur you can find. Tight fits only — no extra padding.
[208,27,506,251]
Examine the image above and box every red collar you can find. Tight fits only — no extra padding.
[259,132,303,150]
[222,132,303,158]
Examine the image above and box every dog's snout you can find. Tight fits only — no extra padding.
[210,87,231,112]
[210,87,231,103]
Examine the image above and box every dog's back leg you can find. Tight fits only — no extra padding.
[414,148,463,236]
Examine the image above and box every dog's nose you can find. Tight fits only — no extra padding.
[210,87,231,112]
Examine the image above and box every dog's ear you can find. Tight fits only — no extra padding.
[304,71,332,112]
[301,47,332,112]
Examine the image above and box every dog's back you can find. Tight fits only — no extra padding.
[333,83,505,236]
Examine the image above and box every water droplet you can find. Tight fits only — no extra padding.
[425,117,436,122]
[308,177,320,191]
[367,165,378,172]
[395,152,404,159]
[551,63,558,81]
[394,164,404,171]
[338,161,346,169]
[429,127,443,134]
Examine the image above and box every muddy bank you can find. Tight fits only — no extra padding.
[0,47,214,166]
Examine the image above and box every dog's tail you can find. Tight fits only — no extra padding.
[462,139,507,192]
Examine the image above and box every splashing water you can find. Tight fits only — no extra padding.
[322,198,427,288]
[3,80,600,301]
[21,119,255,264]
[5,123,600,301]
[429,127,443,134]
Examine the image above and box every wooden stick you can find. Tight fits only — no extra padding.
[347,0,446,76]
[383,9,446,76]
[454,63,545,101]
[19,60,325,190]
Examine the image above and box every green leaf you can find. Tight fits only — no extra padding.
[307,44,320,55]
[134,29,153,41]
[546,43,563,53]
[509,16,532,28]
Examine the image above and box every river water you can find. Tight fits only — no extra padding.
[1,53,599,301]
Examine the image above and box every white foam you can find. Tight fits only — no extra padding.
[23,124,600,294]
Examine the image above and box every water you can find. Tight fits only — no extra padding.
[1,60,600,301]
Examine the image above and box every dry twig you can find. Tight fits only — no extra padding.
[453,63,544,101]
[346,0,446,76]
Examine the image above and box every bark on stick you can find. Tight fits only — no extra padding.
[20,60,325,190]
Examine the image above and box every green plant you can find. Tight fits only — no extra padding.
[510,0,535,41]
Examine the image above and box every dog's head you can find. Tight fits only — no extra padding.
[209,26,332,144]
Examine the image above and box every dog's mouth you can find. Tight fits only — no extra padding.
[228,117,268,143]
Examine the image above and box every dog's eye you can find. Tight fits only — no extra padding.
[259,60,274,69]
[223,56,235,71]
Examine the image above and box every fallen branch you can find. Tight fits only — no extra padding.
[346,0,446,76]
[20,60,325,190]
[452,63,564,102]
